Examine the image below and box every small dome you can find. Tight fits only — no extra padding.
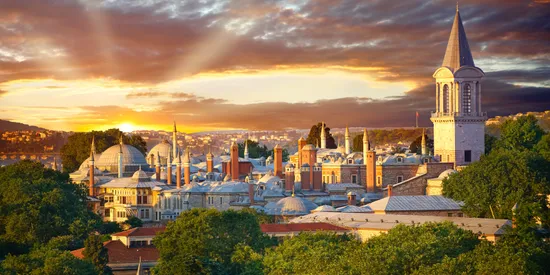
[312,205,337,212]
[264,196,318,216]
[438,169,457,179]
[301,163,310,167]
[347,191,357,196]
[302,144,316,150]
[285,163,294,168]
[132,170,150,182]
[147,140,173,165]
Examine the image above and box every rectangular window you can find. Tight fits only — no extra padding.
[143,196,148,204]
[145,209,150,219]
[458,213,464,217]
[448,213,453,217]
[464,150,472,163]
[220,197,223,204]
[351,175,357,184]
[104,209,110,217]
[137,196,142,204]
[397,176,403,183]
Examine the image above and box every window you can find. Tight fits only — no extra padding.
[463,84,471,114]
[220,197,223,204]
[104,209,110,217]
[458,213,464,217]
[351,175,357,184]
[145,209,150,219]
[443,84,450,114]
[137,196,142,204]
[143,196,148,204]
[397,176,403,183]
[377,177,381,186]
[348,159,353,164]
[396,157,403,163]
[448,213,453,217]
[464,150,472,163]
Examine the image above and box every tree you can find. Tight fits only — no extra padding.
[123,216,143,229]
[352,133,364,152]
[263,233,358,275]
[83,235,111,275]
[443,149,550,231]
[60,129,147,173]
[484,133,498,154]
[153,208,274,275]
[238,140,269,158]
[534,133,550,161]
[0,160,100,257]
[348,222,480,275]
[0,245,96,274]
[306,122,336,149]
[409,134,433,154]
[496,115,545,151]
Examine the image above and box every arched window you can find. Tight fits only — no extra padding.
[463,84,471,114]
[443,84,450,114]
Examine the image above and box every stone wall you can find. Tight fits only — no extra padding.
[378,165,419,188]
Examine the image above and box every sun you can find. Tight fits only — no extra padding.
[118,123,134,133]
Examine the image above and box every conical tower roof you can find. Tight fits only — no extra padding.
[441,5,475,72]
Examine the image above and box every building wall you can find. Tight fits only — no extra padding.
[377,165,419,188]
[383,210,464,217]
[322,165,366,185]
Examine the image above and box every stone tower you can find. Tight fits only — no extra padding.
[320,122,326,149]
[230,141,239,180]
[431,5,486,166]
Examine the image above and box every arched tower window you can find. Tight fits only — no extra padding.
[443,84,449,114]
[463,84,471,114]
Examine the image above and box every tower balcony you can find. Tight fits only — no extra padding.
[431,111,487,118]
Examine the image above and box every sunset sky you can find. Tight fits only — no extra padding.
[0,0,549,133]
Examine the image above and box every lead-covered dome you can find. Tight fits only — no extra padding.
[147,140,173,165]
[95,144,147,174]
[438,169,457,179]
[264,196,318,216]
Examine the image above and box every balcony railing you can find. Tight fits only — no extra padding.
[431,111,487,118]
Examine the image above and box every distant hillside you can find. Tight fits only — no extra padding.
[0,119,47,131]
[486,110,550,136]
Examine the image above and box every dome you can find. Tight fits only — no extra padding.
[438,169,457,179]
[312,205,337,212]
[264,196,318,216]
[285,163,294,168]
[95,144,148,173]
[132,169,150,182]
[147,140,172,165]
[302,144,316,151]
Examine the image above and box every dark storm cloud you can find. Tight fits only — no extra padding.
[0,0,549,128]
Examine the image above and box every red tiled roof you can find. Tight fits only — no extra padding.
[112,226,166,237]
[71,240,159,263]
[260,222,349,233]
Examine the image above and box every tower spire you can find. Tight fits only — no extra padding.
[441,3,474,72]
[320,121,326,149]
[421,128,427,155]
[345,124,351,154]
[90,136,95,161]
[172,121,178,160]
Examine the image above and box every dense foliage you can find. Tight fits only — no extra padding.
[408,133,433,154]
[306,122,336,149]
[352,128,427,152]
[83,235,112,275]
[238,139,269,158]
[443,115,550,232]
[153,208,275,275]
[60,128,147,173]
[0,160,100,257]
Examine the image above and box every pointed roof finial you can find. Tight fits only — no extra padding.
[292,184,295,197]
[119,134,123,145]
[90,136,95,161]
[456,1,459,12]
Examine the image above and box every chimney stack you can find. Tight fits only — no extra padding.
[230,141,239,181]
[183,149,191,185]
[89,137,95,197]
[155,152,161,181]
[300,163,310,190]
[347,192,357,206]
[167,153,172,185]
[248,184,255,205]
[176,151,182,189]
[387,184,393,197]
[285,163,295,192]
[274,144,283,178]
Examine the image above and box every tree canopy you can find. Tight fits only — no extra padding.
[306,122,336,149]
[83,235,111,275]
[443,114,550,232]
[60,128,147,173]
[153,208,275,275]
[408,133,433,154]
[238,140,269,158]
[0,160,100,257]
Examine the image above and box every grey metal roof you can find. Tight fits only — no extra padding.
[368,196,463,212]
[442,9,475,72]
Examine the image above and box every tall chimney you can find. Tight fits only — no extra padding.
[301,163,310,190]
[320,121,326,149]
[183,150,191,185]
[117,144,124,178]
[347,192,357,206]
[387,184,393,197]
[206,145,214,173]
[345,125,351,154]
[366,150,377,193]
[285,163,295,192]
[248,184,255,205]
[312,163,322,191]
[298,137,306,167]
[176,151,182,189]
[230,141,239,181]
[274,144,283,178]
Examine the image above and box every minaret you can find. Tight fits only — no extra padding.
[176,151,182,189]
[320,121,326,149]
[421,128,428,156]
[166,152,172,185]
[244,139,249,160]
[89,137,95,197]
[362,128,370,161]
[230,141,239,181]
[155,151,161,181]
[117,142,124,178]
[172,121,178,160]
[183,149,191,185]
[345,125,351,154]
[431,5,485,166]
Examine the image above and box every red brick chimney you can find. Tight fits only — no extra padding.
[155,152,161,181]
[206,147,214,173]
[183,150,191,185]
[387,184,393,197]
[285,163,295,191]
[230,141,239,181]
[312,163,322,191]
[347,192,357,205]
[167,154,172,185]
[89,137,95,197]
[274,144,283,178]
[176,152,182,189]
[298,137,306,167]
[248,183,255,205]
[366,150,376,193]
[301,163,310,190]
